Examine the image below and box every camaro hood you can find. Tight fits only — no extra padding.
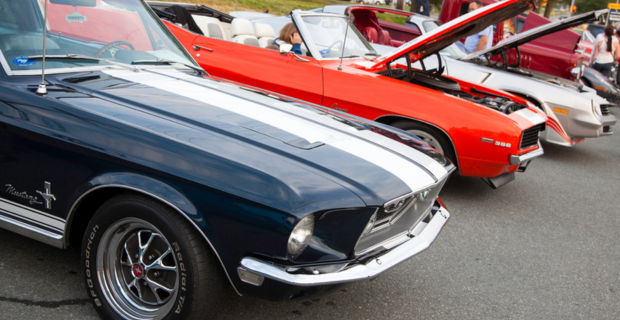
[370,0,534,68]
[461,9,607,60]
[46,68,453,207]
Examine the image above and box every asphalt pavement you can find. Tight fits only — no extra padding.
[1,107,619,319]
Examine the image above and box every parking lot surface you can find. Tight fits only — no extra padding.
[1,108,618,320]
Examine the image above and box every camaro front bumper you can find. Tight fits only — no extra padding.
[238,205,450,287]
[509,144,545,165]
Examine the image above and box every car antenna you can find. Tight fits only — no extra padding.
[36,0,49,95]
[337,18,350,71]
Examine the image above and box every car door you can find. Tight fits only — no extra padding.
[188,33,324,105]
[0,78,74,242]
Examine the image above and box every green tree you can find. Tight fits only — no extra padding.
[575,0,609,13]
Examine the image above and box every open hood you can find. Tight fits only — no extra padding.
[461,9,607,60]
[370,0,534,69]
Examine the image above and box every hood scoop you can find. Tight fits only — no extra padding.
[239,120,325,150]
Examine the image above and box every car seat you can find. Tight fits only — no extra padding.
[231,18,260,47]
[365,27,378,43]
[168,5,203,35]
[193,16,228,41]
[378,30,391,45]
[254,23,276,48]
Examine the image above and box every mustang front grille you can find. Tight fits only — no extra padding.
[354,178,448,256]
[520,123,545,150]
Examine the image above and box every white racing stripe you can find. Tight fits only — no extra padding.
[102,69,442,192]
[514,108,546,126]
[0,198,65,232]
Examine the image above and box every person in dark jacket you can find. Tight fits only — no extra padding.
[417,0,430,17]
[273,23,303,55]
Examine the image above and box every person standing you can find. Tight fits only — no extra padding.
[417,0,430,17]
[463,0,493,55]
[591,25,619,77]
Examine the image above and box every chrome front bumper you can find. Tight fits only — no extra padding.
[509,143,544,165]
[239,206,450,287]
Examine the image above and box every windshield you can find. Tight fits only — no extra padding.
[440,43,467,59]
[300,15,376,59]
[0,0,195,74]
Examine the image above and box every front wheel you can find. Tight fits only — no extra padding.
[82,193,226,320]
[392,120,457,166]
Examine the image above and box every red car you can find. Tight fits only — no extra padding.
[439,0,587,81]
[149,0,547,188]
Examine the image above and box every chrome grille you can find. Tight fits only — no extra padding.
[520,123,545,150]
[354,178,448,256]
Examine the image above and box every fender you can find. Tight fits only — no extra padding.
[373,114,460,169]
[64,172,242,295]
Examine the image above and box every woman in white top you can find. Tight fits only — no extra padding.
[591,25,620,77]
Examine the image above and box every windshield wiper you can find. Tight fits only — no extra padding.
[131,59,207,75]
[364,52,379,56]
[28,54,139,72]
[341,55,361,59]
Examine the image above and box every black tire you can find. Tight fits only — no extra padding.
[82,192,226,320]
[392,120,457,166]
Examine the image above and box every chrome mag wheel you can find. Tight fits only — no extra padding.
[97,218,179,320]
[407,129,445,154]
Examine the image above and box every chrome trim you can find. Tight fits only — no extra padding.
[8,65,188,76]
[0,212,63,248]
[240,205,450,286]
[65,184,242,296]
[373,114,460,169]
[357,203,433,255]
[0,49,12,75]
[509,143,544,165]
[193,45,214,52]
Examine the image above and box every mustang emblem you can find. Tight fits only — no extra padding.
[5,184,43,205]
[36,182,56,210]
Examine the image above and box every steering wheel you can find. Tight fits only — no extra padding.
[94,40,136,58]
[328,40,343,52]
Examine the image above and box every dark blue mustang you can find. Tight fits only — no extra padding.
[0,0,454,318]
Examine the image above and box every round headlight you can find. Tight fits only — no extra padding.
[287,215,314,257]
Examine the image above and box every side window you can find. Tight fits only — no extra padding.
[458,3,469,17]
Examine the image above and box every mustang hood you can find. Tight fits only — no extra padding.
[48,68,453,208]
[370,0,534,68]
[461,9,607,60]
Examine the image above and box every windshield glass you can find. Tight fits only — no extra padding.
[300,15,376,59]
[0,0,195,73]
[440,43,467,59]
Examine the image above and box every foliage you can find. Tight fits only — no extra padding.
[151,0,343,16]
[574,0,609,13]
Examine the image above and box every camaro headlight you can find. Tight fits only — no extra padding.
[592,100,602,121]
[287,215,314,257]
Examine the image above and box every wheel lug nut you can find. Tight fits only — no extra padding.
[143,280,148,286]
[153,272,159,277]
[148,255,154,260]
[135,254,138,259]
